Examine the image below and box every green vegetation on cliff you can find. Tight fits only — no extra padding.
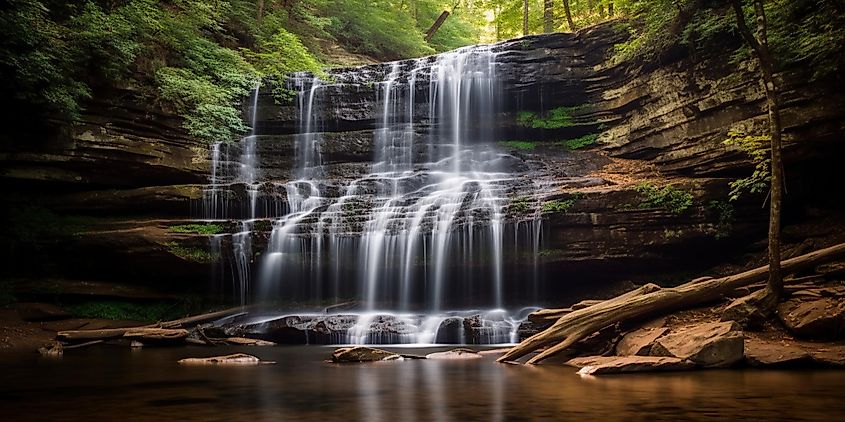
[0,0,488,143]
[634,182,694,215]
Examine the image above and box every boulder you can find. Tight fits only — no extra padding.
[649,321,744,368]
[567,356,695,375]
[744,338,813,367]
[615,327,668,356]
[331,346,401,363]
[425,348,482,360]
[178,353,273,365]
[777,298,845,340]
[744,337,845,367]
[16,303,71,322]
[434,317,465,344]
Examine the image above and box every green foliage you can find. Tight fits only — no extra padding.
[243,27,324,103]
[0,0,91,119]
[558,133,598,150]
[500,140,536,150]
[169,223,223,235]
[320,0,434,61]
[517,106,587,129]
[68,300,186,322]
[165,242,219,263]
[708,200,735,239]
[541,199,576,214]
[634,182,694,215]
[611,0,845,80]
[723,130,770,201]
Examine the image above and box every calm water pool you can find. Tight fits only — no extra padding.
[1,345,843,421]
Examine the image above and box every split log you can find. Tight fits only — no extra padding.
[498,242,845,364]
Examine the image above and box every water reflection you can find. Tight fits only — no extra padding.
[1,346,843,421]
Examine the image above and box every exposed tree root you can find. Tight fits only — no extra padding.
[498,242,845,364]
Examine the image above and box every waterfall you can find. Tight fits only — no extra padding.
[203,44,547,344]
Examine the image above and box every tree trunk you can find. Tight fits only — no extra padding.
[523,0,529,36]
[731,0,784,305]
[425,11,451,42]
[544,0,555,33]
[608,0,614,16]
[497,242,845,364]
[562,0,576,31]
[257,0,264,26]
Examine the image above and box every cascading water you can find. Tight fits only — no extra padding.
[201,83,262,305]
[205,44,546,344]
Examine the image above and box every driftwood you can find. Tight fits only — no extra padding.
[56,306,249,343]
[498,242,845,364]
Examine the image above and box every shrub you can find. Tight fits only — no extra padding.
[634,182,694,215]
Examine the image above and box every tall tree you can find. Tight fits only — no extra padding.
[523,0,529,36]
[730,0,784,305]
[562,0,575,31]
[544,0,555,33]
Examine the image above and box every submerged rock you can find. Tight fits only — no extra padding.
[649,321,744,368]
[178,353,273,365]
[425,348,482,360]
[567,356,694,375]
[331,346,401,363]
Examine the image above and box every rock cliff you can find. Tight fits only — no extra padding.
[3,22,843,303]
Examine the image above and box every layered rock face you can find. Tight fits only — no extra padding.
[3,23,844,303]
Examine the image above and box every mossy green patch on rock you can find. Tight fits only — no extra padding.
[500,140,536,150]
[557,133,599,150]
[169,223,223,235]
[516,105,590,129]
[541,199,576,214]
[165,242,219,263]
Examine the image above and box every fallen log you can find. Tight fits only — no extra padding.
[498,242,845,364]
[56,306,249,342]
[123,328,188,342]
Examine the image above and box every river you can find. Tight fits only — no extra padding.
[2,346,843,421]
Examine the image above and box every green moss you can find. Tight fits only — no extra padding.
[634,182,694,215]
[165,242,219,263]
[252,220,273,232]
[169,223,223,235]
[516,106,589,130]
[541,199,576,214]
[557,133,598,150]
[500,140,536,150]
[509,196,534,215]
[538,248,564,257]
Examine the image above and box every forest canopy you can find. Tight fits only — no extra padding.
[1,0,842,143]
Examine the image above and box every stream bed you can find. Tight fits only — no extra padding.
[2,346,844,421]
